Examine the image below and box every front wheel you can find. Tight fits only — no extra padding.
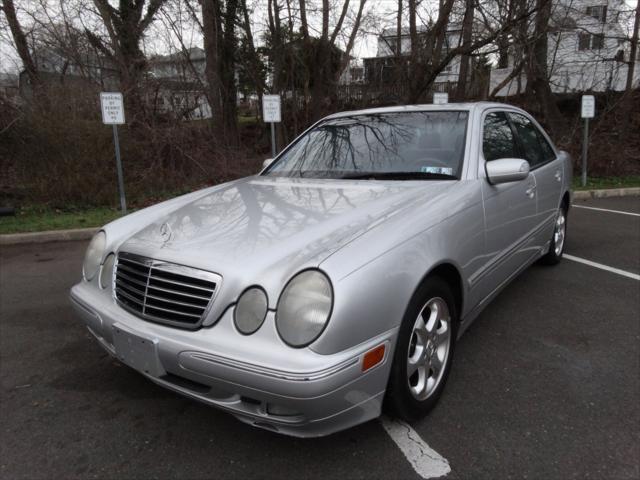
[540,203,568,265]
[386,277,457,421]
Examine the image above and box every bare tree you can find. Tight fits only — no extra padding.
[85,0,167,116]
[239,0,264,107]
[201,0,223,132]
[626,2,639,93]
[308,0,367,119]
[1,0,39,85]
[220,0,239,141]
[455,0,474,100]
[526,0,561,129]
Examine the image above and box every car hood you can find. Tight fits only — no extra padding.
[120,176,454,311]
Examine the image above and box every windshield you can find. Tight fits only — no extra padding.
[263,111,468,180]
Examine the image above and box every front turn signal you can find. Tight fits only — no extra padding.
[362,344,386,372]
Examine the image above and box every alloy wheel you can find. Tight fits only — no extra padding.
[406,297,452,401]
[554,209,566,256]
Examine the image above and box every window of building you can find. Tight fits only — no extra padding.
[578,32,605,51]
[586,5,607,23]
[592,34,604,49]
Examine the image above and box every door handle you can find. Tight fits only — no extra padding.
[525,185,536,198]
[554,170,562,182]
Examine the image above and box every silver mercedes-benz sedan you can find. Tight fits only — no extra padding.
[70,103,571,437]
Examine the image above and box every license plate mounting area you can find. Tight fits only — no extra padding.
[112,324,164,378]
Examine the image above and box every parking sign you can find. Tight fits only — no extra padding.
[262,95,281,123]
[433,93,449,105]
[581,95,595,119]
[100,92,125,124]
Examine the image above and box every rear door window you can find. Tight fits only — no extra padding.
[507,113,556,168]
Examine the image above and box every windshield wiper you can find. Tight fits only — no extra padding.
[339,171,458,181]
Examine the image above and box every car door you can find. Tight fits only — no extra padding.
[476,111,539,303]
[507,112,563,249]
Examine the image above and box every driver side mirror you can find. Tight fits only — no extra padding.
[262,158,274,170]
[485,158,530,185]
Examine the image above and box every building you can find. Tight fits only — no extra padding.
[339,60,365,85]
[147,47,212,120]
[363,25,463,87]
[18,44,119,100]
[0,73,19,102]
[490,0,640,96]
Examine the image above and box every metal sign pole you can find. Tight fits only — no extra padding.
[263,95,281,159]
[112,124,127,214]
[270,122,277,158]
[581,117,589,188]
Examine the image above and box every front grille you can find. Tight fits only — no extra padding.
[114,252,221,328]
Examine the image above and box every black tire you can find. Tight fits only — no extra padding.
[385,276,458,422]
[540,201,568,266]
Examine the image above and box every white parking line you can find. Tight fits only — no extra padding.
[564,254,640,281]
[572,205,640,217]
[380,416,451,479]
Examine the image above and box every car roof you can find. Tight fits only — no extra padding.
[323,102,524,120]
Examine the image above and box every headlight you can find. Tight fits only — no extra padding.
[99,253,115,289]
[82,231,106,281]
[234,287,268,334]
[276,270,333,347]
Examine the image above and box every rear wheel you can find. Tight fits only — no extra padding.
[386,277,457,421]
[540,202,568,265]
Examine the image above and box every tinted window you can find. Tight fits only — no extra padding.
[508,113,555,167]
[483,112,518,161]
[264,111,468,179]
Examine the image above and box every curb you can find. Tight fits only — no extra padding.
[1,186,638,246]
[0,227,98,246]
[573,187,640,200]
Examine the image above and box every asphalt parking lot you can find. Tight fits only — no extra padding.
[1,195,639,480]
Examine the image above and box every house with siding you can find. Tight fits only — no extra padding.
[490,0,640,96]
[363,25,464,88]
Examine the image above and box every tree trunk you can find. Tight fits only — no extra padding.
[240,0,264,113]
[202,0,223,130]
[89,0,166,122]
[528,0,561,130]
[299,0,309,38]
[334,0,367,83]
[221,0,239,143]
[406,0,455,102]
[455,0,474,100]
[395,0,403,83]
[407,0,419,100]
[625,3,639,93]
[2,0,40,87]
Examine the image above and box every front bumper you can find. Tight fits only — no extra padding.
[70,282,397,437]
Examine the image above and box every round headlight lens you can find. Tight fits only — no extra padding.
[82,231,106,281]
[99,253,115,289]
[276,270,333,347]
[234,287,268,334]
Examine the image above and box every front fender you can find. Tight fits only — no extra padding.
[312,182,484,355]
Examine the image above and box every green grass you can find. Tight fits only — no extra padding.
[238,114,259,125]
[0,206,126,235]
[572,176,640,191]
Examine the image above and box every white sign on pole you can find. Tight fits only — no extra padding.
[433,92,448,105]
[262,94,282,123]
[100,92,125,124]
[581,95,595,119]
